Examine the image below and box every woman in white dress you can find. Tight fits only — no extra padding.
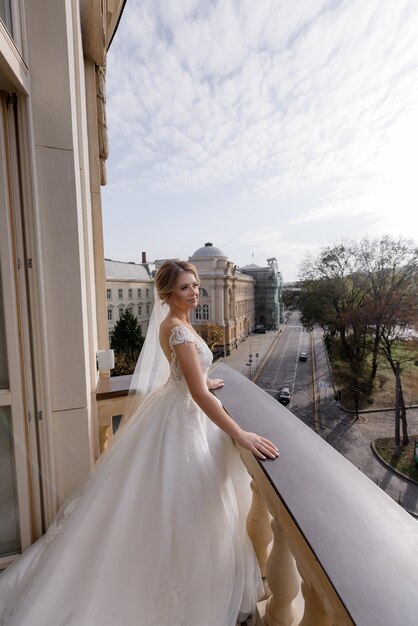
[0,260,278,626]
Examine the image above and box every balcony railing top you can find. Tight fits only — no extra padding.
[96,373,132,401]
[212,363,418,626]
[96,363,418,624]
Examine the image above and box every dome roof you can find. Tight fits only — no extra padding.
[191,242,227,259]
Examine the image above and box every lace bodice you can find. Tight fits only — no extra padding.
[164,325,214,464]
[168,325,213,387]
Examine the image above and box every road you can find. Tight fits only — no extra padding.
[256,311,314,429]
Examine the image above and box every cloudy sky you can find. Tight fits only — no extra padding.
[102,0,418,281]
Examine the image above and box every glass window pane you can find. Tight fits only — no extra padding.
[0,0,13,35]
[0,406,21,556]
[0,266,9,390]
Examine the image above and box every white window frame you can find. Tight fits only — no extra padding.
[0,0,24,52]
[0,93,37,564]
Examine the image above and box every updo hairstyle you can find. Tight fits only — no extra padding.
[154,260,200,303]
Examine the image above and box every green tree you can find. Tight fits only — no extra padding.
[110,309,145,375]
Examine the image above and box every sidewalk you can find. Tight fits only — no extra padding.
[214,330,280,380]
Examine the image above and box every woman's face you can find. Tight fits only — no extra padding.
[167,271,199,313]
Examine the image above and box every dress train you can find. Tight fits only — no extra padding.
[0,325,263,625]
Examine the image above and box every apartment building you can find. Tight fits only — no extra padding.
[105,258,154,341]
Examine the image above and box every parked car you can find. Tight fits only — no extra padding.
[255,325,267,334]
[299,351,308,361]
[278,387,291,404]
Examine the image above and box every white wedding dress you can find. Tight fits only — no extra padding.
[0,325,263,626]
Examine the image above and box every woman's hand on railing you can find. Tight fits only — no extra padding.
[235,431,279,460]
[207,377,224,390]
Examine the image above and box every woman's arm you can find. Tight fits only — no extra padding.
[173,341,278,460]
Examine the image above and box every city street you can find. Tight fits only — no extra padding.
[255,312,313,427]
[221,312,418,517]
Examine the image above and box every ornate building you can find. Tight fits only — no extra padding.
[189,243,255,355]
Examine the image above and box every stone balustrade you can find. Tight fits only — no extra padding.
[213,363,418,626]
[96,373,131,452]
[97,364,418,625]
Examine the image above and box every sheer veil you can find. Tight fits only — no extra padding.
[120,287,170,426]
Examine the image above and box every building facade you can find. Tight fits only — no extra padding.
[0,0,126,565]
[105,259,154,342]
[189,243,256,355]
[240,258,284,330]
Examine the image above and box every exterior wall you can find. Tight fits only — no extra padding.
[241,262,284,330]
[0,0,125,562]
[107,279,154,340]
[24,0,102,512]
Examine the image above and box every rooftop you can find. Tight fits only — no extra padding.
[105,259,152,282]
[240,263,262,270]
[190,242,228,259]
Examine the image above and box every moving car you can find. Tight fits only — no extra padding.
[299,351,308,361]
[278,387,291,404]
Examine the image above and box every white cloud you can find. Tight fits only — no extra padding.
[103,0,418,279]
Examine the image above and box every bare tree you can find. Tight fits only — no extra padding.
[299,241,373,403]
[299,236,418,416]
[358,236,418,443]
[357,236,418,384]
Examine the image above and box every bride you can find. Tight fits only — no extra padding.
[0,260,278,626]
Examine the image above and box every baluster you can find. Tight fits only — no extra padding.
[99,424,112,453]
[299,581,331,626]
[263,517,300,626]
[247,479,272,577]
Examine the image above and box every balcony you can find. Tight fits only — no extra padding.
[96,373,131,451]
[97,364,418,625]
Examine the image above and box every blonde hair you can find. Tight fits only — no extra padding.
[155,260,200,303]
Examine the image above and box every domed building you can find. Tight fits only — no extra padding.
[189,243,255,355]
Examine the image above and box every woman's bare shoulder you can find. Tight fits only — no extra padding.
[159,317,186,341]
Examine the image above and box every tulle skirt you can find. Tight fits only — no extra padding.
[0,382,263,626]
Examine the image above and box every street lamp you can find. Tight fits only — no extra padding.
[246,353,253,380]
